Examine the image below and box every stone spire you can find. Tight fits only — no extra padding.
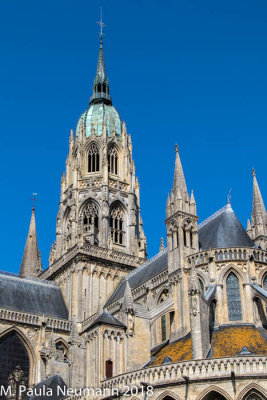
[20,207,42,277]
[95,35,107,84]
[90,29,112,105]
[248,169,267,247]
[172,144,188,199]
[252,169,266,224]
[122,280,134,313]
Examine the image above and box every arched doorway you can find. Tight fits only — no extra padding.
[202,392,227,400]
[0,331,30,399]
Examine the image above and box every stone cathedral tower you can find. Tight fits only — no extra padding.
[49,34,147,265]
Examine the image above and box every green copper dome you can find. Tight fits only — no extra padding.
[76,103,122,139]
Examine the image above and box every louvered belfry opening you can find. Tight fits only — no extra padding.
[0,331,30,399]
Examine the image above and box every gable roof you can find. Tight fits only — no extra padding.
[198,203,254,250]
[88,310,125,329]
[105,249,168,307]
[0,271,68,320]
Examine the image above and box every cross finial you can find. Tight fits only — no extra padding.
[96,7,106,40]
[227,188,232,204]
[32,193,38,210]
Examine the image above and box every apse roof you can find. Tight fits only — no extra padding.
[105,249,168,307]
[0,271,68,320]
[198,203,254,250]
[149,325,267,366]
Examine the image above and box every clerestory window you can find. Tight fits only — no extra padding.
[226,272,242,321]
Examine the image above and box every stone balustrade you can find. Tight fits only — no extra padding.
[101,356,267,392]
[0,308,40,325]
[0,308,71,331]
[46,317,72,331]
[81,312,98,332]
[188,247,267,267]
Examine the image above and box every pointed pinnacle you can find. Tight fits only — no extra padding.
[172,144,188,198]
[247,219,252,231]
[190,190,196,204]
[122,280,134,313]
[252,169,266,221]
[20,207,42,277]
[160,237,164,252]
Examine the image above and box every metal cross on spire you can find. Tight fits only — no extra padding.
[32,192,38,210]
[96,7,106,39]
[227,188,232,204]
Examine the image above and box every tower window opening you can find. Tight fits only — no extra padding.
[88,144,100,173]
[183,228,187,246]
[176,231,179,248]
[110,205,124,245]
[226,272,242,321]
[82,202,99,244]
[105,360,113,378]
[161,314,167,342]
[190,230,193,247]
[108,147,118,175]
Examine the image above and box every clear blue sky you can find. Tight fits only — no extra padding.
[0,1,266,273]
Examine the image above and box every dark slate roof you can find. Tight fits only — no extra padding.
[28,375,67,400]
[198,204,254,250]
[105,249,168,307]
[88,310,126,329]
[0,271,68,319]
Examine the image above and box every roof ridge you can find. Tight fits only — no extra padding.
[127,248,168,280]
[198,205,227,229]
[0,270,58,287]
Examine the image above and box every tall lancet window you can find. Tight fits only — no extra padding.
[88,144,100,173]
[263,274,267,291]
[110,204,124,245]
[108,146,118,175]
[83,202,99,245]
[0,331,30,397]
[226,272,242,321]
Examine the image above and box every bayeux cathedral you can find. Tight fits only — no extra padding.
[0,29,267,400]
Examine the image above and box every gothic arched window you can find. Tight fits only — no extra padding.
[64,208,72,250]
[226,272,242,321]
[0,331,30,398]
[88,144,100,173]
[108,146,118,175]
[110,204,124,245]
[55,341,68,362]
[82,202,99,244]
[263,274,267,291]
[161,314,167,342]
